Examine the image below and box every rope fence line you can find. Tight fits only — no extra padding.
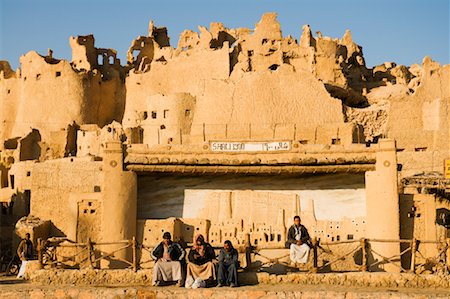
[37,237,138,272]
[36,236,450,275]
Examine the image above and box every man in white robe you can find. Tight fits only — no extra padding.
[285,216,311,264]
[151,232,186,286]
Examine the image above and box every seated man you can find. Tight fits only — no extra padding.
[217,240,239,287]
[151,232,186,286]
[285,216,311,264]
[186,234,216,287]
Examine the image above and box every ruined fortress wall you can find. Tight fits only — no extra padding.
[0,51,125,147]
[140,93,196,145]
[387,63,450,176]
[191,67,344,137]
[81,70,126,128]
[10,52,86,141]
[122,46,230,129]
[122,13,355,147]
[0,13,448,269]
[0,74,20,143]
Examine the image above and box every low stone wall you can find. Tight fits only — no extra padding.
[28,269,450,289]
[257,272,450,288]
[29,269,153,286]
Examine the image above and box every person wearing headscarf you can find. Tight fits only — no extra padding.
[217,240,239,287]
[186,234,216,287]
[151,232,186,286]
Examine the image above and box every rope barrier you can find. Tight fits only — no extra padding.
[36,236,450,275]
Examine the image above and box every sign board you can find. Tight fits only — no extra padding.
[210,141,291,152]
[445,159,450,179]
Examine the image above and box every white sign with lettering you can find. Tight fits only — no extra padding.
[210,141,291,152]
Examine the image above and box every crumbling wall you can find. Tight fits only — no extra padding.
[0,13,448,269]
[137,93,196,145]
[188,66,345,144]
[123,44,229,130]
[77,121,125,157]
[70,35,97,71]
[10,51,85,140]
[0,66,20,145]
[122,14,378,148]
[15,215,50,245]
[0,37,125,159]
[386,60,449,177]
[29,158,103,236]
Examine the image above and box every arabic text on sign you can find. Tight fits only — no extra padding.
[210,141,291,152]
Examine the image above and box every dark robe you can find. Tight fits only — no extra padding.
[285,224,310,248]
[218,248,239,285]
[188,243,215,265]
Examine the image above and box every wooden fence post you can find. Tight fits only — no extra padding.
[202,123,206,142]
[311,237,318,273]
[157,128,160,145]
[410,238,416,273]
[360,238,367,272]
[37,238,43,269]
[87,238,94,269]
[293,124,297,141]
[446,238,450,273]
[132,237,137,272]
[244,233,252,270]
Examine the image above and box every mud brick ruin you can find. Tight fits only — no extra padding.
[0,13,449,273]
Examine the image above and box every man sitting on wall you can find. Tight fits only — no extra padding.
[186,234,216,288]
[217,240,239,287]
[151,232,186,287]
[286,216,311,265]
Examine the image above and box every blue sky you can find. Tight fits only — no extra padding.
[0,0,449,69]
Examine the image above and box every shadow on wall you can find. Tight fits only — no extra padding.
[136,173,366,219]
[64,122,80,157]
[0,164,8,188]
[49,221,67,238]
[400,194,414,271]
[19,129,41,161]
[94,251,131,269]
[353,242,383,272]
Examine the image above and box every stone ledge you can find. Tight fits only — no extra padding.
[28,269,450,289]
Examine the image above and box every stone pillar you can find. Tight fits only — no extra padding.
[100,141,137,269]
[365,139,400,272]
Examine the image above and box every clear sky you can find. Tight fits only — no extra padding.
[0,0,449,69]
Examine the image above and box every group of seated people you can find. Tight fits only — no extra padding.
[151,233,239,288]
[151,215,310,288]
